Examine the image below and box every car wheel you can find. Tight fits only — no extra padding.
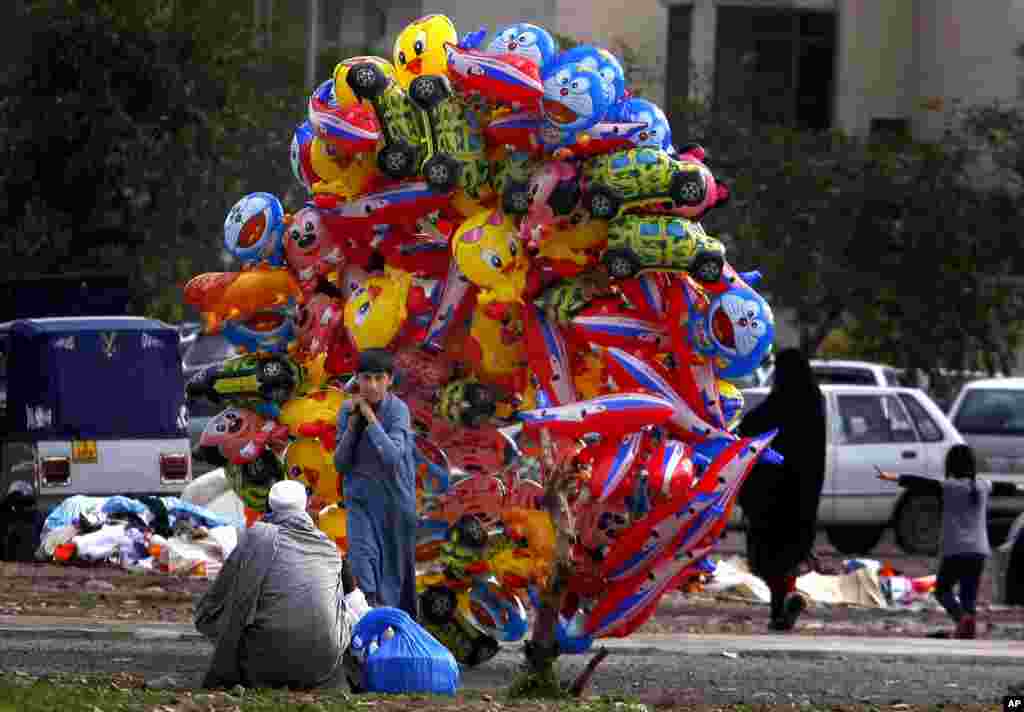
[586,187,621,220]
[259,357,286,382]
[244,452,282,487]
[453,514,488,548]
[602,249,639,280]
[408,75,451,110]
[894,492,941,555]
[420,585,457,625]
[465,635,500,667]
[670,169,707,207]
[346,62,389,100]
[826,525,885,555]
[423,154,461,193]
[690,250,725,284]
[502,183,531,214]
[378,144,418,179]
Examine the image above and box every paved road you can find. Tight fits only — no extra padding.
[1,621,1021,705]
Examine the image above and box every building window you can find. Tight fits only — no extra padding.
[714,7,836,130]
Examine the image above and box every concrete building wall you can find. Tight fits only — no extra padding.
[834,0,914,137]
[554,0,669,105]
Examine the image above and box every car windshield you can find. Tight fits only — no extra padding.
[953,389,1024,435]
[184,334,237,366]
[813,367,878,386]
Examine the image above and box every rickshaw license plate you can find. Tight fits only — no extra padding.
[72,440,98,464]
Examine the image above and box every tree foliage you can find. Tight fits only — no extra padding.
[669,94,1024,383]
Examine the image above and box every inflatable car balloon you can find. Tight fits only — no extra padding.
[285,437,340,511]
[643,154,730,222]
[445,43,543,111]
[485,23,559,69]
[539,56,611,150]
[689,285,774,379]
[224,192,287,268]
[308,79,380,154]
[605,97,673,152]
[222,307,296,355]
[290,120,317,192]
[483,111,544,153]
[393,14,458,90]
[333,56,396,109]
[517,392,675,441]
[452,208,529,307]
[557,45,625,106]
[198,407,291,466]
[343,267,414,351]
[522,303,578,408]
[184,270,303,335]
[283,206,345,294]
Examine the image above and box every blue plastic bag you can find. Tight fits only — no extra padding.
[160,497,231,529]
[351,608,459,695]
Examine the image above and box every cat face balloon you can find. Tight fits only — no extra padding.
[558,45,625,106]
[540,54,610,133]
[691,286,774,379]
[224,192,287,268]
[486,22,558,69]
[607,97,672,152]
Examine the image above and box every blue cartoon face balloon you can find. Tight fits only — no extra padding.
[556,45,625,106]
[223,192,286,267]
[690,286,775,379]
[540,55,610,134]
[486,22,558,69]
[608,97,673,151]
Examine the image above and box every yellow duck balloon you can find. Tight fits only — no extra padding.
[452,208,529,306]
[343,267,414,350]
[393,14,458,89]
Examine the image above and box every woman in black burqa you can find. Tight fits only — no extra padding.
[737,348,826,631]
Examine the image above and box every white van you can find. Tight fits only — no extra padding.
[0,317,193,513]
[740,384,964,555]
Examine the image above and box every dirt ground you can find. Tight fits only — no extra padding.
[2,530,1021,638]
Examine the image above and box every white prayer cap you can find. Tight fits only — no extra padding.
[269,480,307,513]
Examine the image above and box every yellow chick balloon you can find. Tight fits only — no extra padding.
[285,438,340,512]
[333,56,395,108]
[452,208,528,305]
[343,267,414,350]
[393,14,458,89]
[318,503,348,554]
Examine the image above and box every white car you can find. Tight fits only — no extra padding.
[947,378,1024,518]
[761,359,907,388]
[740,384,964,555]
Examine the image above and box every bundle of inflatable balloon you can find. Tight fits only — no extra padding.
[182,13,781,667]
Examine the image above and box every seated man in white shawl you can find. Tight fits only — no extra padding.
[195,480,352,689]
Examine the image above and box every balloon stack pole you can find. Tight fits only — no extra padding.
[568,646,610,698]
[514,426,579,697]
